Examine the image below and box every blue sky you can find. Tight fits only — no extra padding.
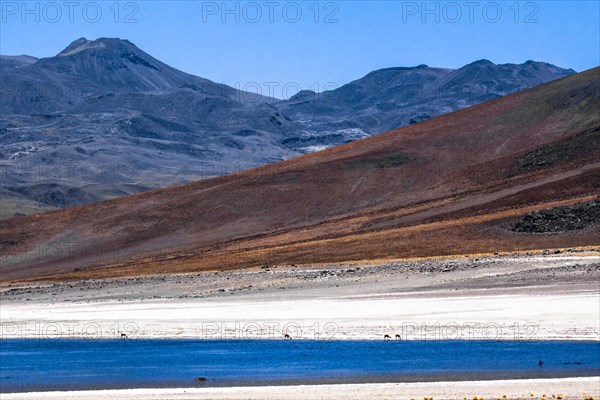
[1,1,598,95]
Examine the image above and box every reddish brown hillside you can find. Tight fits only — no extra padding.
[1,67,599,282]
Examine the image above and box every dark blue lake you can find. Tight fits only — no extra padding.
[0,339,599,392]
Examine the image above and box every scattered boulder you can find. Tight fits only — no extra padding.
[514,199,599,233]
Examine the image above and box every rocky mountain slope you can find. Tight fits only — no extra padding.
[276,60,575,150]
[0,38,297,217]
[1,67,597,282]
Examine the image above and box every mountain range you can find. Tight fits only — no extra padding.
[0,37,576,218]
[1,67,598,282]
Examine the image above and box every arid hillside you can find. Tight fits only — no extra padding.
[1,68,599,282]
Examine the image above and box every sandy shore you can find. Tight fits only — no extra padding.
[1,253,599,340]
[1,288,599,340]
[2,378,599,400]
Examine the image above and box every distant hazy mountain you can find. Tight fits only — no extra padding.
[0,55,38,69]
[0,37,575,217]
[276,60,575,150]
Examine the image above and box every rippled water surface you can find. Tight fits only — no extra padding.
[1,339,598,392]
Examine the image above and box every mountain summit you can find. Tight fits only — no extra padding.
[277,60,576,141]
[36,37,217,93]
[58,37,110,56]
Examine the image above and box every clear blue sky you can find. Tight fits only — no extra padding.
[1,1,598,96]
